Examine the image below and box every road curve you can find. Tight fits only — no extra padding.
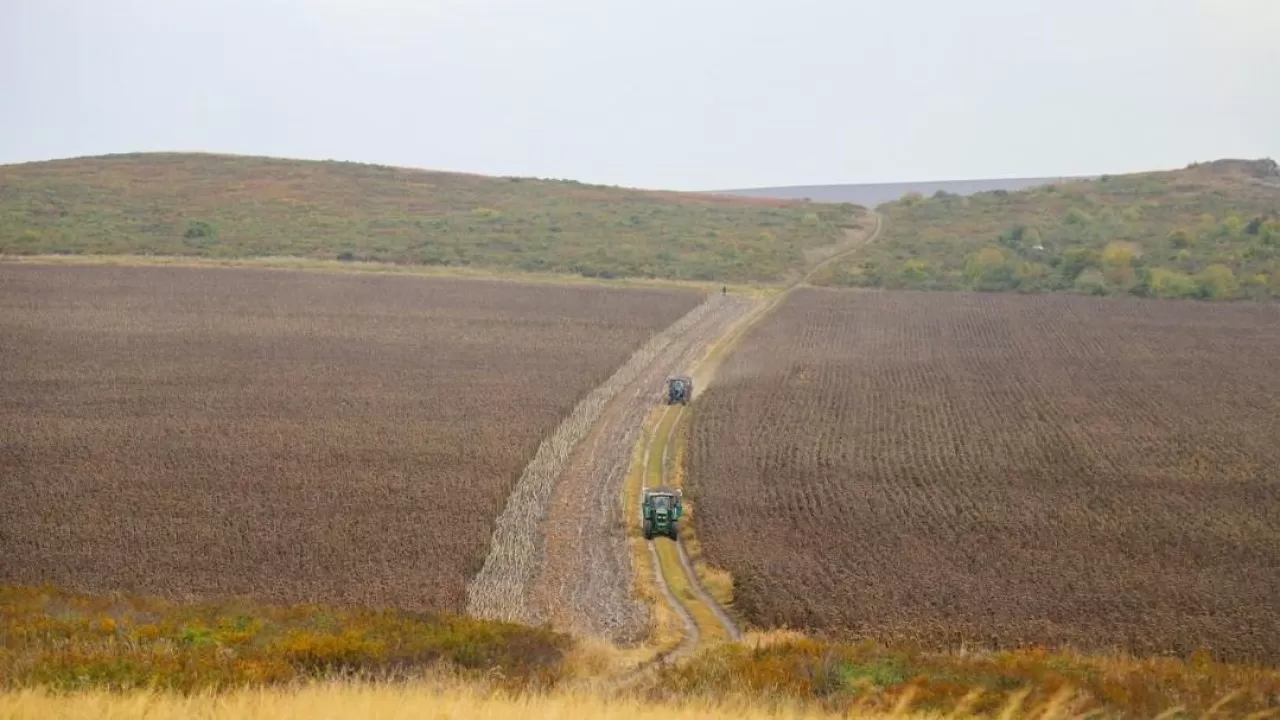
[801,208,883,285]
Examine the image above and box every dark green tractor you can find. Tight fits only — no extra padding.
[642,487,683,540]
[667,375,693,405]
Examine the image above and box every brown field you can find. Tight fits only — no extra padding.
[687,287,1280,664]
[0,265,702,611]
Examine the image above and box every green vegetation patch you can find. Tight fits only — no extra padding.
[653,636,1280,717]
[0,153,856,283]
[813,158,1280,300]
[0,585,571,693]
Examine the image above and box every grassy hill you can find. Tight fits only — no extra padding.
[811,158,1280,300]
[0,153,859,283]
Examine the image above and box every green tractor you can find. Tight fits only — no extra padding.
[642,487,683,540]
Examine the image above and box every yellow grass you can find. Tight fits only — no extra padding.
[652,539,732,645]
[647,406,683,488]
[0,681,1086,720]
[560,636,643,682]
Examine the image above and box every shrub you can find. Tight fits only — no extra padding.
[1146,267,1197,298]
[1064,208,1092,226]
[1168,229,1194,248]
[1195,263,1237,299]
[0,585,573,693]
[183,220,216,239]
[812,164,1278,300]
[1073,269,1108,295]
[900,259,929,284]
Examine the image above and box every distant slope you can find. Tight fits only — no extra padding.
[809,158,1280,301]
[715,175,1094,206]
[0,153,860,283]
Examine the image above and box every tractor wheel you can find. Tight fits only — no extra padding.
[643,519,653,540]
[669,522,679,540]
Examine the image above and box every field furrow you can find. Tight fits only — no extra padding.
[0,265,702,612]
[687,288,1280,663]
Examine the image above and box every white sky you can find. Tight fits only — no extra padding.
[2,0,1277,190]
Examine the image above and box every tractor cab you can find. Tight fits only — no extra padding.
[666,375,693,405]
[641,487,683,540]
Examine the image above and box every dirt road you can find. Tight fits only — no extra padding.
[468,210,881,647]
[465,294,756,637]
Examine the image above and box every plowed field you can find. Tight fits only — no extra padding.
[0,265,702,611]
[687,288,1280,663]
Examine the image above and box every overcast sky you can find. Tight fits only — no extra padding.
[3,0,1277,190]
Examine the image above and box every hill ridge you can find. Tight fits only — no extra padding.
[0,151,859,282]
[715,157,1278,207]
[808,157,1280,300]
[714,175,1095,206]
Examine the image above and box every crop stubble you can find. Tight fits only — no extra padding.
[687,288,1280,663]
[0,265,702,611]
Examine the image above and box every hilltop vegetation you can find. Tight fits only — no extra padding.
[812,158,1280,300]
[0,153,857,282]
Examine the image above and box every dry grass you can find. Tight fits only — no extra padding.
[688,287,1280,664]
[0,265,701,612]
[0,683,919,720]
[658,635,1280,718]
[4,586,1276,717]
[0,585,570,693]
[4,678,1268,719]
